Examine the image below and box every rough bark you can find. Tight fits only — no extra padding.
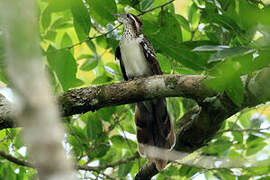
[59,74,215,116]
[0,74,214,130]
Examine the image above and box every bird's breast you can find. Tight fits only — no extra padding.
[120,39,152,78]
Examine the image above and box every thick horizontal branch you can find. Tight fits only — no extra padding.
[0,74,213,130]
[59,74,215,116]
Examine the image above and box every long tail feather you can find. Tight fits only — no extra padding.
[135,98,175,171]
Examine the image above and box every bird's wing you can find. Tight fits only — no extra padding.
[115,46,128,81]
[139,35,163,75]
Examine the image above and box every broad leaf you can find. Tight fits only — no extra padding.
[87,117,103,141]
[140,0,154,11]
[80,56,99,71]
[86,0,117,26]
[209,47,255,63]
[159,9,182,42]
[46,46,83,91]
[41,6,52,30]
[150,33,205,70]
[70,0,91,41]
[61,33,73,48]
[225,75,244,106]
[193,45,230,52]
[175,14,190,32]
[188,4,200,30]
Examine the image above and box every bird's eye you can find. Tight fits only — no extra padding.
[127,14,130,18]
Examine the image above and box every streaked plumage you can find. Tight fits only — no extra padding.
[115,13,175,171]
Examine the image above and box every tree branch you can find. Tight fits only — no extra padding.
[77,152,140,171]
[59,74,214,116]
[0,74,213,130]
[0,150,34,168]
[0,149,139,178]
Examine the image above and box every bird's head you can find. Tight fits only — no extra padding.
[113,13,143,35]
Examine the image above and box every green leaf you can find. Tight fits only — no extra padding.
[86,40,97,53]
[119,0,132,5]
[80,57,99,71]
[110,135,136,149]
[77,54,94,60]
[86,0,117,26]
[140,0,154,11]
[175,14,190,32]
[97,107,116,122]
[179,165,199,178]
[157,53,171,73]
[208,47,255,63]
[225,75,244,106]
[41,6,52,30]
[46,46,83,91]
[72,126,88,143]
[89,144,110,158]
[188,4,200,30]
[149,33,205,70]
[246,140,267,156]
[47,0,70,12]
[141,15,160,35]
[159,9,182,42]
[70,0,91,41]
[118,161,134,177]
[216,170,236,180]
[207,138,232,156]
[0,34,7,84]
[68,135,83,156]
[193,45,230,52]
[61,33,73,48]
[91,74,113,85]
[51,18,73,29]
[87,118,103,141]
[96,36,108,49]
[232,131,243,143]
[43,30,57,41]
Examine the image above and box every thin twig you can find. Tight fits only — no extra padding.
[0,150,34,168]
[218,126,270,134]
[0,149,139,179]
[0,134,9,143]
[172,161,240,171]
[77,152,140,171]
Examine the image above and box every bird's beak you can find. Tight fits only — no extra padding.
[112,13,122,17]
[112,13,126,23]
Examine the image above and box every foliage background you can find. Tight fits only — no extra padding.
[1,0,270,179]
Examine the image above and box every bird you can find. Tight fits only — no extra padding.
[114,13,176,171]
